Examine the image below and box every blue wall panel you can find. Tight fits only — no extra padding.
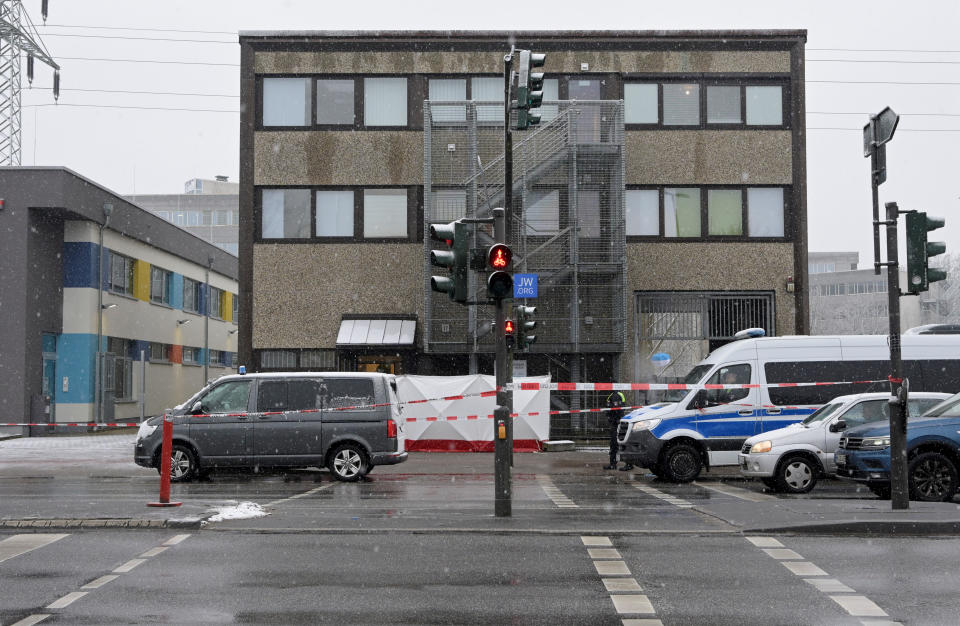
[57,333,98,404]
[62,242,100,289]
[130,340,150,361]
[170,273,184,310]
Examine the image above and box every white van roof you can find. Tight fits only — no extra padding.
[702,333,960,365]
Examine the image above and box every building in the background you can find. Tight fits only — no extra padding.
[126,176,239,255]
[0,167,239,435]
[237,30,808,409]
[808,251,920,334]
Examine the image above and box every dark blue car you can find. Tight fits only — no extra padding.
[835,392,960,501]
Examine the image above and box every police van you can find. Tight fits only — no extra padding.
[617,330,960,482]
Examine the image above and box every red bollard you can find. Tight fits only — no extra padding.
[148,416,182,508]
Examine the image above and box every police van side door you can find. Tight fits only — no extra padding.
[690,362,759,455]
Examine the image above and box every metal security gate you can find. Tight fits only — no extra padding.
[634,291,775,393]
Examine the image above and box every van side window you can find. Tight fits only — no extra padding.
[766,360,891,406]
[324,378,375,410]
[200,380,252,413]
[706,364,751,405]
[257,379,324,412]
[920,360,960,392]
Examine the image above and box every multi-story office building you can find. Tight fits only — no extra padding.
[126,176,240,255]
[0,168,239,435]
[237,30,808,390]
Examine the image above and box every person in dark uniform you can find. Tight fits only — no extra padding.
[603,391,629,470]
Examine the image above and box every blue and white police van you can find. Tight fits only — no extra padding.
[617,329,960,482]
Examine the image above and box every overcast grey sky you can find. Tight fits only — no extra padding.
[17,0,960,265]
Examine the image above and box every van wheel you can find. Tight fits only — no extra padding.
[328,443,369,482]
[661,444,702,483]
[908,452,959,502]
[169,444,198,483]
[775,455,818,494]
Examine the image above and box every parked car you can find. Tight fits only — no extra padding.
[835,392,960,501]
[739,392,949,493]
[134,371,407,482]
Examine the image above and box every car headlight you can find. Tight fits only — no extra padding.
[749,440,773,454]
[137,421,158,441]
[861,436,891,450]
[631,418,661,432]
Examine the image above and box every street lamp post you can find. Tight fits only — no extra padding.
[203,255,213,386]
[95,202,113,424]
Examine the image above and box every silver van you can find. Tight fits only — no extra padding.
[134,371,407,482]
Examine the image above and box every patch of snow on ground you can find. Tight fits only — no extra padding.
[207,501,269,522]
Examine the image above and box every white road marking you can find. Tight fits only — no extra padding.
[264,483,333,508]
[0,534,69,564]
[140,546,168,558]
[582,536,613,546]
[594,560,631,576]
[611,594,655,615]
[762,548,803,560]
[81,575,119,590]
[113,558,147,573]
[9,615,50,626]
[782,561,828,576]
[859,620,903,626]
[588,548,622,559]
[805,578,855,593]
[604,578,644,592]
[621,620,664,626]
[163,534,191,546]
[46,591,87,609]
[745,536,783,548]
[693,481,776,502]
[537,474,579,508]
[631,483,694,507]
[830,595,888,617]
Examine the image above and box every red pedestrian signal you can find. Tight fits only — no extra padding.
[504,319,515,335]
[488,243,512,270]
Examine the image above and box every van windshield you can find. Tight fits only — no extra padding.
[660,364,713,403]
[922,393,960,418]
[801,402,843,426]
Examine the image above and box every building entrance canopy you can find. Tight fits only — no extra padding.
[336,318,416,346]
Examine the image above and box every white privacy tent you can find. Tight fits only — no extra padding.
[395,375,550,452]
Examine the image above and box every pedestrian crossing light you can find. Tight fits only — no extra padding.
[514,50,546,130]
[430,220,469,303]
[515,305,537,351]
[486,243,513,300]
[504,318,516,350]
[905,212,947,295]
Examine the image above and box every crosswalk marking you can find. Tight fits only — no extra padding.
[581,536,613,547]
[611,594,655,615]
[762,548,803,560]
[745,536,783,548]
[603,578,643,592]
[82,575,119,590]
[693,481,776,502]
[140,546,168,558]
[9,614,50,626]
[0,534,69,564]
[594,560,631,576]
[588,548,622,559]
[782,561,828,576]
[46,591,87,609]
[113,558,147,573]
[830,595,888,617]
[805,578,855,593]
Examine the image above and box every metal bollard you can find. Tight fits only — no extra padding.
[147,416,182,508]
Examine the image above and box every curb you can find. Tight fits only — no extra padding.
[744,519,960,536]
[0,517,203,530]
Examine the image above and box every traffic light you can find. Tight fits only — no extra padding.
[515,49,546,130]
[430,220,469,303]
[905,212,947,294]
[504,318,516,350]
[486,243,513,300]
[515,305,537,351]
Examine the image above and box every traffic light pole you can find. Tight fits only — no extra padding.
[883,201,909,510]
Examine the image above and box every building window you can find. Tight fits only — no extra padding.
[364,77,407,126]
[524,189,560,236]
[624,83,658,124]
[182,347,201,365]
[316,190,355,237]
[664,188,701,237]
[261,189,310,239]
[537,78,560,122]
[150,266,173,305]
[260,349,298,369]
[747,188,785,237]
[316,79,355,125]
[108,252,134,295]
[107,337,133,401]
[208,286,224,319]
[156,211,170,221]
[471,76,502,122]
[707,86,741,124]
[707,189,743,236]
[232,293,239,324]
[429,78,467,122]
[301,349,336,370]
[208,349,223,367]
[362,189,407,238]
[663,83,700,126]
[149,342,171,362]
[183,277,202,314]
[626,189,659,236]
[174,211,186,225]
[262,77,311,127]
[746,86,783,126]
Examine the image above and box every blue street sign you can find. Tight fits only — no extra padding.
[513,273,538,298]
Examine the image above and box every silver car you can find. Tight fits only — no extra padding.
[738,392,949,494]
[134,371,407,482]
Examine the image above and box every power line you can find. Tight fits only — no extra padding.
[40,23,237,36]
[23,103,239,113]
[52,56,239,67]
[38,32,236,44]
[29,86,239,98]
